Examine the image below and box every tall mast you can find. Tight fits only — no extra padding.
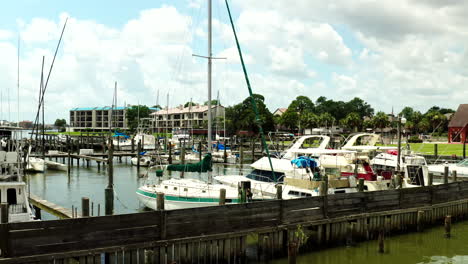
[17,35,20,125]
[207,0,213,154]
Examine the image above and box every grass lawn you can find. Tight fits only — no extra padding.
[385,143,466,157]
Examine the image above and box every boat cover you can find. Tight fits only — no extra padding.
[291,156,318,168]
[167,153,212,172]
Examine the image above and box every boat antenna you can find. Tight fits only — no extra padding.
[224,0,276,181]
[17,34,20,125]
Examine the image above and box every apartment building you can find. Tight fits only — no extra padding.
[69,106,158,132]
[151,105,224,132]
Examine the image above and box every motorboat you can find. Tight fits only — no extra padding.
[428,159,468,179]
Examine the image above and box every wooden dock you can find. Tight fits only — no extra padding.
[28,194,78,219]
[2,181,468,263]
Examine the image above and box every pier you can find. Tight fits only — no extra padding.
[28,194,78,219]
[1,181,468,263]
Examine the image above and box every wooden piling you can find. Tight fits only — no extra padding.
[417,210,424,232]
[287,241,297,264]
[157,193,165,210]
[358,178,365,192]
[378,229,384,253]
[219,189,226,205]
[276,185,283,200]
[137,141,141,171]
[428,172,434,186]
[444,166,449,184]
[81,197,90,217]
[452,170,457,182]
[434,144,438,157]
[199,141,202,162]
[464,141,466,159]
[168,143,172,165]
[445,215,451,238]
[1,203,8,223]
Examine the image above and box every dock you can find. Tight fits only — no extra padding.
[28,194,78,219]
[1,181,468,263]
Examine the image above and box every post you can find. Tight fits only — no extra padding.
[287,241,297,264]
[67,137,71,176]
[157,192,165,210]
[434,143,438,157]
[131,138,135,152]
[198,141,202,162]
[34,206,41,220]
[168,142,172,164]
[81,197,90,217]
[358,178,365,192]
[464,141,466,159]
[240,139,244,165]
[97,204,100,216]
[417,210,424,232]
[452,170,457,182]
[320,175,329,196]
[445,215,451,238]
[396,117,402,172]
[219,188,226,205]
[238,181,251,203]
[1,203,8,223]
[251,139,255,162]
[428,172,434,186]
[223,143,227,163]
[444,166,449,184]
[276,185,283,200]
[137,140,141,171]
[378,229,385,253]
[105,140,114,216]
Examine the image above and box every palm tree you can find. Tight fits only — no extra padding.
[372,111,389,132]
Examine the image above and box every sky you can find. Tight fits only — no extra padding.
[0,0,467,123]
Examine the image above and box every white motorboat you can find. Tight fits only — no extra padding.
[428,159,468,178]
[26,157,45,172]
[44,160,68,171]
[131,155,154,167]
[112,132,157,150]
[0,181,36,222]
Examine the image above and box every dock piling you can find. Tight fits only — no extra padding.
[378,229,384,253]
[358,178,365,192]
[445,215,451,238]
[452,170,457,182]
[417,210,424,232]
[82,197,90,217]
[157,193,165,210]
[1,203,8,223]
[444,166,449,184]
[287,241,297,264]
[219,189,226,205]
[428,172,434,186]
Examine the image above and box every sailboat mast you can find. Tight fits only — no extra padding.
[207,0,213,154]
[17,35,20,125]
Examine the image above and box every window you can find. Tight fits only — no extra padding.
[164,186,168,189]
[184,188,188,192]
[7,188,17,204]
[173,187,177,190]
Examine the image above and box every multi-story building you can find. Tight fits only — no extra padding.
[151,104,224,132]
[69,106,158,132]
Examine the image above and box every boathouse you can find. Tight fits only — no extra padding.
[448,104,468,143]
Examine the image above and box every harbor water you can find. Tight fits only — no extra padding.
[25,157,245,220]
[25,157,468,263]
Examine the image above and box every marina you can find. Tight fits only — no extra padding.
[0,0,467,263]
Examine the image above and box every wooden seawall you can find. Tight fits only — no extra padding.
[1,181,468,263]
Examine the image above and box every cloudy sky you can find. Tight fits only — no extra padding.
[0,0,467,123]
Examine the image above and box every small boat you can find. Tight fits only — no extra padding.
[131,154,154,167]
[26,157,45,172]
[44,160,67,171]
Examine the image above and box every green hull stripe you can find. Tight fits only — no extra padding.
[137,189,240,203]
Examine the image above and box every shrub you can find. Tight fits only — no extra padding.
[408,135,423,143]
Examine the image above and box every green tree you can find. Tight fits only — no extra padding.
[126,105,151,132]
[204,100,220,106]
[279,109,299,130]
[342,112,362,132]
[54,119,66,128]
[399,107,414,121]
[300,112,319,129]
[345,97,374,118]
[418,118,431,133]
[224,94,274,134]
[318,112,335,128]
[288,96,314,132]
[372,111,389,132]
[184,102,198,107]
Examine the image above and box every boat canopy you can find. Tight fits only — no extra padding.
[167,153,212,172]
[213,143,230,150]
[290,149,356,155]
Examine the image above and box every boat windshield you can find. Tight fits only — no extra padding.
[457,159,468,167]
[246,169,284,183]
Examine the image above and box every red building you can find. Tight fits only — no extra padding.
[448,104,468,143]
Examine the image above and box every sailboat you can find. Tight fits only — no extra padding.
[136,0,277,210]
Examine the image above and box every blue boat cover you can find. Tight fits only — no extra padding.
[213,143,230,150]
[291,156,317,168]
[112,131,130,139]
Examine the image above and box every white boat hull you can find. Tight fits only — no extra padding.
[26,158,45,172]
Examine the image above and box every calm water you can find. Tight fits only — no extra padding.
[25,158,468,263]
[271,222,468,264]
[25,157,245,220]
